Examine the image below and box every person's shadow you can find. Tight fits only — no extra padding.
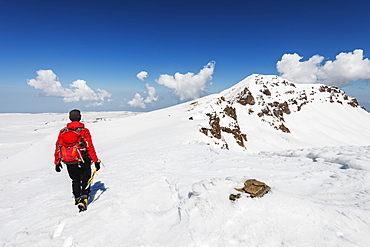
[89,181,108,205]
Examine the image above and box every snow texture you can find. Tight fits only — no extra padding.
[1,75,370,246]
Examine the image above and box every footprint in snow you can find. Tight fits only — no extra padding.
[62,237,74,247]
[52,221,65,239]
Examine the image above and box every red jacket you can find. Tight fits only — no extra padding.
[54,121,99,165]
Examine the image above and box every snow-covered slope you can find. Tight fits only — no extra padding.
[1,75,370,246]
[190,74,370,152]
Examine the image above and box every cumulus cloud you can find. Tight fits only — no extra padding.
[318,50,370,85]
[137,71,148,81]
[128,83,158,108]
[277,49,370,87]
[156,61,215,101]
[27,69,68,97]
[143,83,158,103]
[276,53,324,84]
[27,70,111,105]
[127,93,146,108]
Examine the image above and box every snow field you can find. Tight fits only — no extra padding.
[1,105,370,246]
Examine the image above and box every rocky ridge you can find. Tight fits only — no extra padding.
[189,74,364,150]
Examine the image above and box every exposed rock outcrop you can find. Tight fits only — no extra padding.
[199,97,247,150]
[190,74,365,151]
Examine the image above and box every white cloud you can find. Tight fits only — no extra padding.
[27,69,69,97]
[137,71,148,81]
[318,49,370,86]
[276,53,324,84]
[277,49,370,87]
[143,83,158,103]
[156,61,215,101]
[27,70,111,105]
[128,93,146,108]
[128,83,158,108]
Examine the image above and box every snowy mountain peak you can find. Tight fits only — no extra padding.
[189,74,369,152]
[222,74,362,112]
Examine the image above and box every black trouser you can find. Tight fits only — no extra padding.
[66,157,92,199]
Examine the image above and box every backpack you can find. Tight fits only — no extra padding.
[58,128,85,164]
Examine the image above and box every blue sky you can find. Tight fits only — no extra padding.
[0,0,369,113]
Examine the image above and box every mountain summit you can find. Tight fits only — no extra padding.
[188,74,370,152]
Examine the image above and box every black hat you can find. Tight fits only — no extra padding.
[69,109,81,122]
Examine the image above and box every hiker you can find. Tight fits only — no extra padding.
[54,109,101,211]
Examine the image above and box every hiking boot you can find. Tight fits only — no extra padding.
[77,195,88,212]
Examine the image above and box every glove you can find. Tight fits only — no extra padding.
[95,160,101,171]
[55,163,63,172]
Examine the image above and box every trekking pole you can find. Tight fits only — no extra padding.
[86,168,98,189]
